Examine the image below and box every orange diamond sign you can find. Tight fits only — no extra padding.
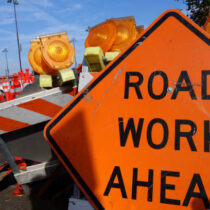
[45,10,210,209]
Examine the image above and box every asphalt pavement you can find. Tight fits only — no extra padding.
[0,171,73,210]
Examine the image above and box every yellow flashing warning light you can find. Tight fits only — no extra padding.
[204,16,210,34]
[28,40,52,75]
[85,19,117,53]
[111,16,138,52]
[39,32,75,71]
[136,25,144,34]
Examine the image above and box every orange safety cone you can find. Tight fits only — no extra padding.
[30,73,35,83]
[0,91,5,103]
[13,183,24,196]
[18,71,24,91]
[14,156,27,170]
[0,156,26,196]
[23,69,31,87]
[12,157,26,196]
[1,76,10,101]
[12,73,22,96]
[9,84,16,100]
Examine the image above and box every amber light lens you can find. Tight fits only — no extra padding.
[204,16,210,34]
[85,19,117,53]
[40,32,75,71]
[111,16,138,52]
[28,40,52,75]
[47,41,70,62]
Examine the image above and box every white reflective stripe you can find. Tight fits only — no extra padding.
[0,130,6,135]
[43,93,74,107]
[3,88,10,92]
[14,87,22,93]
[0,106,51,124]
[10,88,15,93]
[3,87,10,91]
[23,83,29,87]
[3,82,10,86]
[0,85,71,110]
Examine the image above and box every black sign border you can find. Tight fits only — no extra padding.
[46,10,210,209]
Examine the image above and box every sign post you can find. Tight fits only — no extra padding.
[45,9,210,209]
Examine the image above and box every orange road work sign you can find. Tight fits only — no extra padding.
[44,9,210,209]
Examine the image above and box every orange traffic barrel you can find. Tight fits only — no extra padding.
[111,16,138,52]
[85,19,117,53]
[28,39,53,75]
[39,32,75,71]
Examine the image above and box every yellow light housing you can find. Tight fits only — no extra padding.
[39,32,75,71]
[85,19,117,53]
[111,16,138,52]
[28,40,52,75]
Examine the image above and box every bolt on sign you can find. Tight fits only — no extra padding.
[44,9,210,209]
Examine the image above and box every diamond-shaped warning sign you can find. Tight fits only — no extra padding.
[44,10,210,209]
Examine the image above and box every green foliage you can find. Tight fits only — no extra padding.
[180,0,210,26]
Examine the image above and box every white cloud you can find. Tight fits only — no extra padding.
[21,0,53,8]
[0,6,13,13]
[0,18,14,25]
[54,3,83,13]
[31,11,60,24]
[0,1,56,25]
[73,3,82,9]
[31,0,53,8]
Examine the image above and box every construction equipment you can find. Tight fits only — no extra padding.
[28,32,75,88]
[84,16,142,72]
[85,16,139,54]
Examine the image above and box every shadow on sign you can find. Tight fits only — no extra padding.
[54,109,97,202]
[191,197,210,210]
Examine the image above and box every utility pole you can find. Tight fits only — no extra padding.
[2,48,9,77]
[70,38,77,68]
[7,0,22,71]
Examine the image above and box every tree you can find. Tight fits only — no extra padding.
[179,0,210,26]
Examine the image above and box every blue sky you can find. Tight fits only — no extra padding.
[0,0,186,76]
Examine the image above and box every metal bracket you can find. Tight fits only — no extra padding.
[0,136,29,192]
[14,160,59,185]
